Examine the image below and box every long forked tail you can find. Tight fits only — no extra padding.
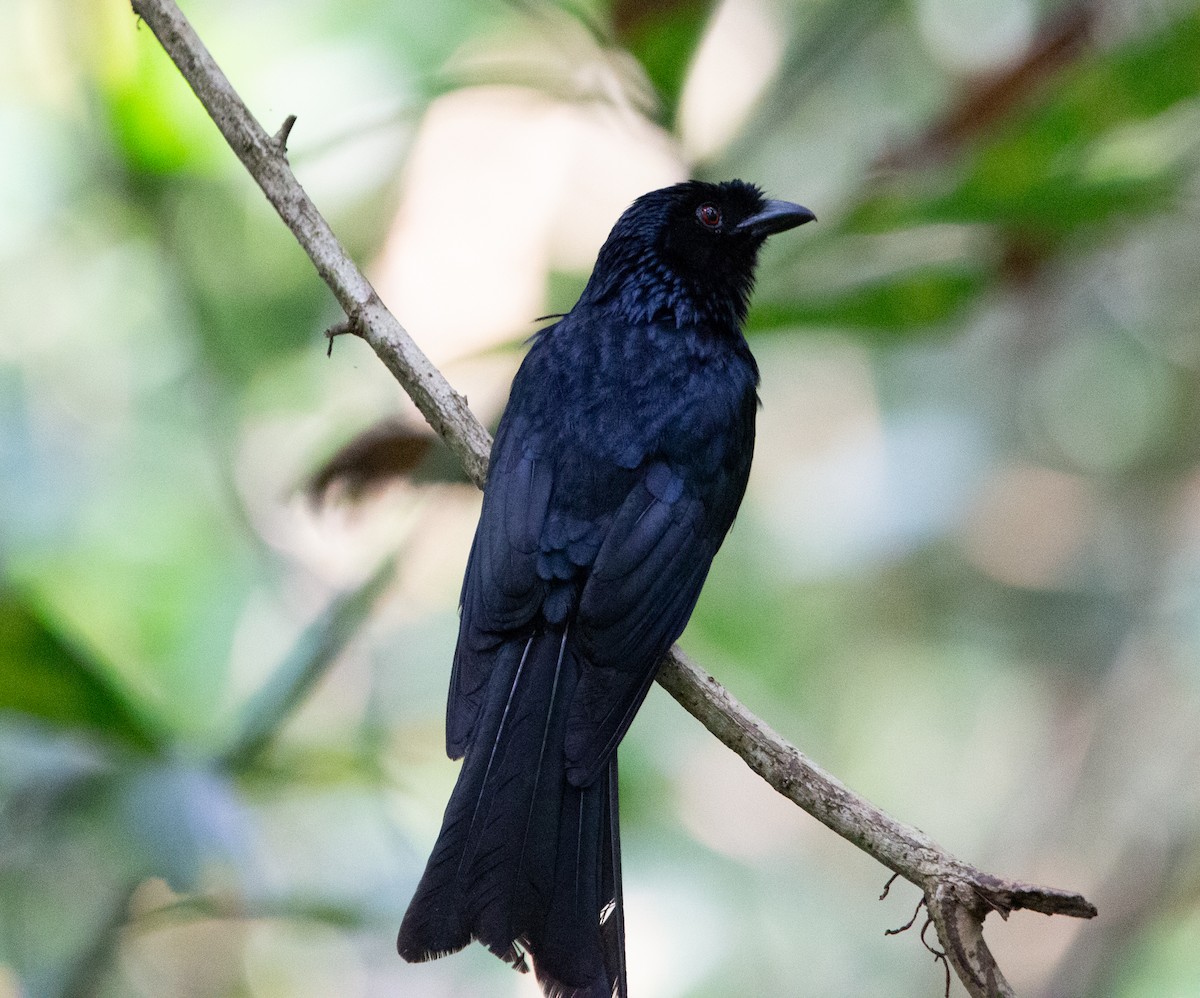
[397,630,628,998]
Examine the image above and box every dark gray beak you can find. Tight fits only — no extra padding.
[736,200,817,237]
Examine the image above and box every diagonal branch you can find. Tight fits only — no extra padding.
[129,0,491,488]
[128,2,1097,994]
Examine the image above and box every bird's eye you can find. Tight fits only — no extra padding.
[696,203,722,228]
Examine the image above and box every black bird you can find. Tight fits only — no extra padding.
[397,179,815,996]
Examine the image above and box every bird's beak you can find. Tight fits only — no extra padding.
[736,200,817,237]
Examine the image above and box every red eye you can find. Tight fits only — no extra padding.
[696,203,721,228]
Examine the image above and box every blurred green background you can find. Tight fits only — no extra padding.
[3,0,1200,994]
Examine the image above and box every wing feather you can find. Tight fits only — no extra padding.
[448,426,552,757]
[564,469,720,786]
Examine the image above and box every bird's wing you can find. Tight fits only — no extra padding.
[565,460,723,787]
[446,416,552,758]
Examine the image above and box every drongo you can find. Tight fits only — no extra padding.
[398,179,814,997]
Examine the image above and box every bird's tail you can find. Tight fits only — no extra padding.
[397,629,627,998]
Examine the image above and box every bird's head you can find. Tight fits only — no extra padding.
[580,179,815,328]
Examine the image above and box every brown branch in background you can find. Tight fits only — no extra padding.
[305,418,475,501]
[877,2,1096,170]
[129,1,1097,994]
[307,417,434,501]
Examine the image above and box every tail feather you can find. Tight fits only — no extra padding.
[599,757,627,997]
[398,629,626,997]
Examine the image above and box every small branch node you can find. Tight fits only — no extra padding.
[325,312,367,357]
[273,114,297,153]
[971,884,1011,920]
[879,872,900,901]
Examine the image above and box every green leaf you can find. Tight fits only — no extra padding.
[220,560,396,768]
[616,0,716,124]
[0,589,162,752]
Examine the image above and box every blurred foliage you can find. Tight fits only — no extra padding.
[0,590,161,753]
[848,8,1200,233]
[4,0,1200,995]
[613,0,718,122]
[752,263,990,333]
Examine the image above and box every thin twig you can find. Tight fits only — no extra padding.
[886,897,926,936]
[921,915,945,957]
[128,2,1098,993]
[921,916,952,998]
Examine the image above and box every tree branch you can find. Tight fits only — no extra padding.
[129,2,1097,993]
[130,0,490,488]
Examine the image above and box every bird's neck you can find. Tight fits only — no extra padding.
[579,256,753,332]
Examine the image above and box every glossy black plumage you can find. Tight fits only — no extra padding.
[397,180,814,996]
